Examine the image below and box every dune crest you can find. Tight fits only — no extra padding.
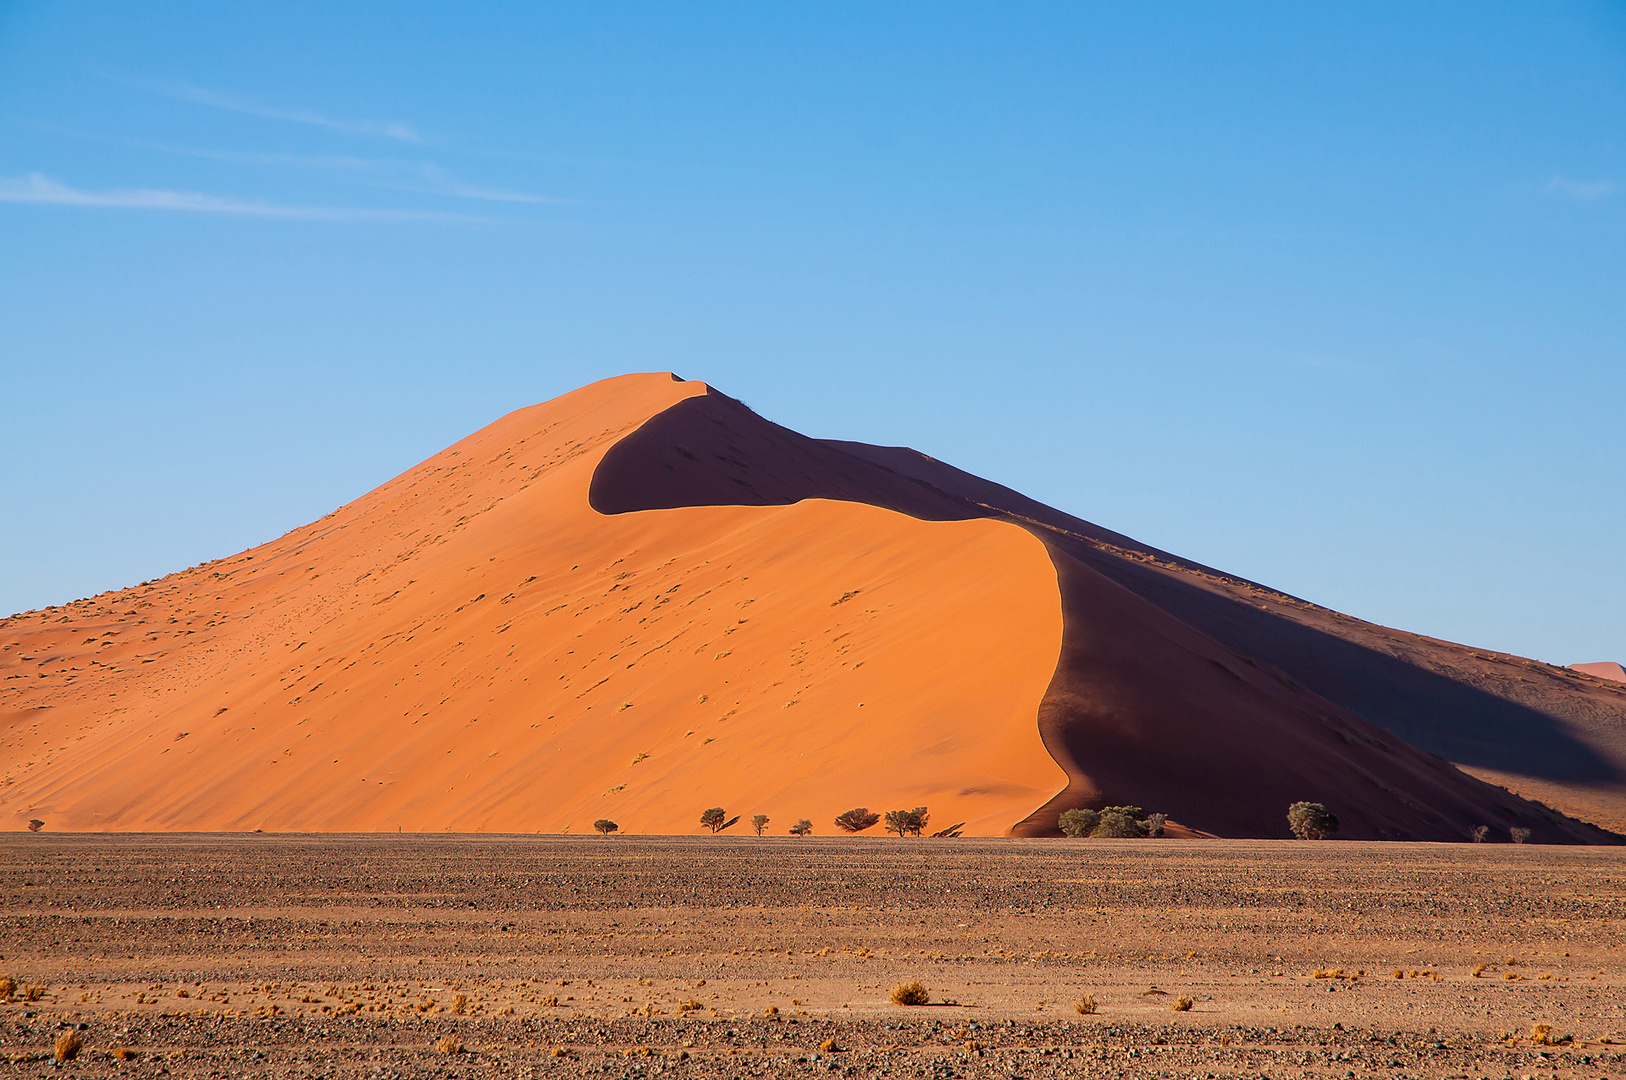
[2,374,1622,841]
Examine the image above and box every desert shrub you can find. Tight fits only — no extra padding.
[0,976,13,1002]
[435,1035,463,1054]
[789,819,813,836]
[1093,807,1149,838]
[452,993,468,1015]
[593,819,618,835]
[889,980,929,1006]
[1172,996,1194,1012]
[27,820,42,833]
[700,807,728,833]
[1058,809,1098,838]
[1144,812,1168,838]
[1471,825,1490,843]
[883,807,929,837]
[23,984,45,1002]
[1074,994,1097,1015]
[835,808,880,833]
[113,1048,137,1061]
[751,814,769,836]
[1510,826,1532,844]
[54,1031,80,1062]
[1287,801,1339,840]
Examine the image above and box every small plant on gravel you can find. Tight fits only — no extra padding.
[835,808,880,833]
[23,984,45,1002]
[1058,809,1098,837]
[889,980,929,1006]
[435,1035,463,1054]
[27,820,43,833]
[1172,996,1194,1012]
[1074,994,1097,1015]
[53,1032,80,1063]
[0,977,13,1002]
[789,819,813,836]
[752,814,769,836]
[1510,826,1532,844]
[113,1048,137,1061]
[452,993,468,1015]
[1471,825,1490,843]
[1287,801,1339,840]
[593,819,619,835]
[700,807,728,833]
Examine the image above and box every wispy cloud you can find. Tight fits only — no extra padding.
[0,173,486,223]
[35,127,565,205]
[145,79,420,142]
[1547,176,1618,200]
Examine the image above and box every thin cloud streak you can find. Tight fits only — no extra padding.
[1546,176,1618,200]
[35,128,565,205]
[150,79,420,142]
[0,174,489,224]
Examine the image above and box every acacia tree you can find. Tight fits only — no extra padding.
[789,819,813,836]
[700,807,728,833]
[1057,808,1098,838]
[885,807,930,836]
[1286,801,1338,840]
[593,819,619,835]
[751,814,770,836]
[834,807,880,833]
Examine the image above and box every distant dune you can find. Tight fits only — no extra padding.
[1572,661,1626,684]
[3,373,1623,841]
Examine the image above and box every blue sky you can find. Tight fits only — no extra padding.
[2,2,1622,665]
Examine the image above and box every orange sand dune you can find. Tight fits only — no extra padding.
[1,374,1621,841]
[0,375,1064,835]
[1572,662,1626,684]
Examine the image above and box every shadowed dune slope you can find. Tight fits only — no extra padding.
[3,375,1622,841]
[594,387,1625,842]
[0,374,1066,835]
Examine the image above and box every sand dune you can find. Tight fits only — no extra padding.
[1572,661,1626,684]
[2,374,1621,841]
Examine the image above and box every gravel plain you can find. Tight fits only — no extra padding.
[1,835,1623,1078]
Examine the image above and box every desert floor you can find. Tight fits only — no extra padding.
[1,836,1622,1078]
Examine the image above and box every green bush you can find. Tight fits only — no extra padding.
[834,808,880,833]
[1093,807,1148,838]
[1058,808,1099,837]
[1287,801,1338,840]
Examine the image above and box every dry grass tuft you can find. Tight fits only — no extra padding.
[678,999,702,1013]
[889,980,929,1006]
[23,984,45,1002]
[1531,1024,1566,1046]
[819,1038,838,1053]
[113,1048,137,1061]
[451,993,468,1015]
[435,1035,463,1054]
[1172,996,1194,1012]
[1074,994,1097,1015]
[0,977,12,1002]
[53,1032,81,1063]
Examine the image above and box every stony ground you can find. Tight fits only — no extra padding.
[1,835,1623,1078]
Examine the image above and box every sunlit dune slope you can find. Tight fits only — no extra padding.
[3,373,1622,842]
[0,374,1064,834]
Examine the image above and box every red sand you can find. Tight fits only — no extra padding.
[2,374,1622,841]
